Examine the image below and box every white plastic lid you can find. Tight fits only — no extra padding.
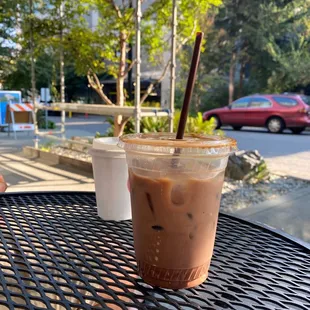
[92,137,123,152]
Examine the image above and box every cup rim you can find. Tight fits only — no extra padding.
[119,133,237,150]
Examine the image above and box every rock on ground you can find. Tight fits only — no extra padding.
[226,150,269,182]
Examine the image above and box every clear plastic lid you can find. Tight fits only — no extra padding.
[118,133,237,156]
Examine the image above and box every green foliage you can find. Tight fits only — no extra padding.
[173,111,221,135]
[4,50,56,91]
[62,0,222,78]
[200,79,261,111]
[264,35,310,92]
[39,140,55,152]
[1,0,84,95]
[141,116,169,133]
[142,0,221,65]
[97,111,220,137]
[0,0,26,80]
[178,0,310,112]
[37,111,56,129]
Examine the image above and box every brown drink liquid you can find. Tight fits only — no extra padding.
[129,169,224,289]
[119,133,236,289]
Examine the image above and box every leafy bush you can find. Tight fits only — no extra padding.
[96,111,222,137]
[37,110,56,129]
[141,116,169,133]
[39,140,55,152]
[173,111,221,135]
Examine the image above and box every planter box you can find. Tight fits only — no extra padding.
[23,146,93,174]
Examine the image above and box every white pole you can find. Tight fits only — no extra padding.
[134,0,142,133]
[60,1,66,139]
[30,0,38,148]
[169,0,177,133]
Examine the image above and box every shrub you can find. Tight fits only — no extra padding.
[96,110,222,137]
[37,111,56,129]
[173,111,221,135]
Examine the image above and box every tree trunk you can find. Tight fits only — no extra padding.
[238,60,245,98]
[114,31,128,137]
[229,52,236,105]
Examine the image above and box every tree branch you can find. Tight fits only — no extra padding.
[93,70,103,87]
[124,11,135,26]
[143,0,166,19]
[176,21,197,53]
[107,0,122,18]
[140,60,171,105]
[87,70,114,105]
[120,116,130,127]
[119,116,130,134]
[122,59,137,78]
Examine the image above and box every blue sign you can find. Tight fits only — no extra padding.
[0,91,22,125]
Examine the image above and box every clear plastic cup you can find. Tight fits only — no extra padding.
[118,133,237,289]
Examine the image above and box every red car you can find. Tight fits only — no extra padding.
[203,94,310,134]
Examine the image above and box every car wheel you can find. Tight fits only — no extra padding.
[209,115,221,129]
[267,117,285,133]
[233,126,242,131]
[291,127,305,134]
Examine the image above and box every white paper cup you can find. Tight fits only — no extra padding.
[90,137,131,221]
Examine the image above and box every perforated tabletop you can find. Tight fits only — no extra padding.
[0,192,309,310]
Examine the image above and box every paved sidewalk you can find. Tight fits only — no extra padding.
[0,132,33,153]
[0,132,95,193]
[233,187,310,243]
[266,151,310,181]
[0,115,104,193]
[0,152,95,193]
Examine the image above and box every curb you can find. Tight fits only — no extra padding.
[23,146,93,174]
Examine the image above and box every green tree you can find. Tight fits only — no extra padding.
[1,0,83,98]
[195,0,310,110]
[261,2,310,92]
[64,0,221,136]
[3,48,62,97]
[0,0,27,82]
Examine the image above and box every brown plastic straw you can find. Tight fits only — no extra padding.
[176,32,204,139]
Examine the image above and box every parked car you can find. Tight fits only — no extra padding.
[203,94,310,134]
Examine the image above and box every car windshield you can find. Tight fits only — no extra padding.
[300,95,310,105]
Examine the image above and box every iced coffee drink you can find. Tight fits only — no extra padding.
[119,133,236,289]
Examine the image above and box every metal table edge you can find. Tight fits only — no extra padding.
[1,191,309,252]
[220,211,310,252]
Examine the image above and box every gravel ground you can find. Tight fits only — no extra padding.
[50,146,92,162]
[47,146,310,213]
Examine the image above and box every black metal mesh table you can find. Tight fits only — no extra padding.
[0,192,309,310]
